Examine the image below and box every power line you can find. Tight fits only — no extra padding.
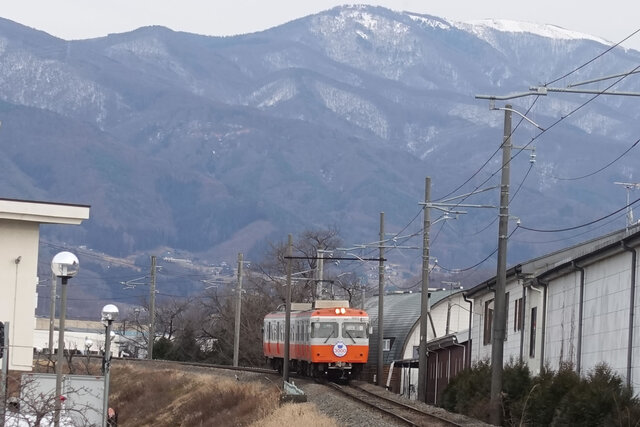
[512,211,627,245]
[546,28,640,86]
[519,197,640,233]
[550,137,640,181]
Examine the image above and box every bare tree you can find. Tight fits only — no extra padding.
[4,374,96,427]
[196,227,374,367]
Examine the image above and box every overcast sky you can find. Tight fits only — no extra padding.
[3,1,640,50]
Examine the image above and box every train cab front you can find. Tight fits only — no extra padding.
[309,306,370,381]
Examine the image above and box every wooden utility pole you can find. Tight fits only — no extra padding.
[147,255,157,359]
[233,252,243,367]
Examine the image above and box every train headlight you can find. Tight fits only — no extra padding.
[340,307,346,314]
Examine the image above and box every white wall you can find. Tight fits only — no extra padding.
[0,219,40,370]
[581,254,631,378]
[545,273,580,369]
[401,293,470,360]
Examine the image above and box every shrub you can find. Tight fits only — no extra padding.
[441,359,491,421]
[519,362,580,425]
[551,363,640,426]
[502,359,533,424]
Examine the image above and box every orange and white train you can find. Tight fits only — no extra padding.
[263,300,370,380]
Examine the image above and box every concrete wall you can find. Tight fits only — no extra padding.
[0,219,40,370]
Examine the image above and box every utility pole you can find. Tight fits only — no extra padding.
[418,177,431,402]
[490,105,512,426]
[233,252,243,367]
[1,321,9,427]
[283,234,293,383]
[442,281,462,335]
[147,255,156,359]
[614,182,640,230]
[377,212,385,387]
[316,250,325,299]
[48,272,56,355]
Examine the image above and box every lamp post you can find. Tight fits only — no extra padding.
[51,251,79,427]
[101,304,119,427]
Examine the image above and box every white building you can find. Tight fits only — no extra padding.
[466,226,640,390]
[0,198,89,371]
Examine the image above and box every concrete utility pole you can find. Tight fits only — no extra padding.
[1,321,9,427]
[48,272,56,355]
[377,212,385,387]
[233,252,243,367]
[418,178,431,402]
[614,182,640,230]
[490,105,512,426]
[316,250,325,299]
[283,234,293,383]
[147,255,156,359]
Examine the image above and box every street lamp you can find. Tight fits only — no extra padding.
[101,304,119,427]
[51,251,79,427]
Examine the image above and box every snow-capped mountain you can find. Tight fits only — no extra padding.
[1,5,639,305]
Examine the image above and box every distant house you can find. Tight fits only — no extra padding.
[32,317,124,357]
[0,198,89,371]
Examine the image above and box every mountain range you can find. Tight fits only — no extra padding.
[2,5,640,310]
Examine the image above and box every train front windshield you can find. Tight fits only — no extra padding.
[311,322,338,338]
[342,322,368,339]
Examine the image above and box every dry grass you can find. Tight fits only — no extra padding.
[109,362,337,426]
[249,403,339,427]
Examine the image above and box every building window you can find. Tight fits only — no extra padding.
[529,307,537,358]
[483,299,494,345]
[514,298,523,332]
[383,338,391,351]
[413,345,419,359]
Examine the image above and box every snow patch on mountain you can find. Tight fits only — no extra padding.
[455,19,610,48]
[315,81,388,139]
[247,79,298,108]
[107,36,191,80]
[0,50,108,126]
[309,8,419,80]
[404,123,439,159]
[448,104,500,128]
[406,13,451,31]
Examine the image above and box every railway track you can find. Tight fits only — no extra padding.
[327,382,465,427]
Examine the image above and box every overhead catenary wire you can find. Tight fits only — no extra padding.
[437,225,520,274]
[550,137,640,181]
[545,28,640,86]
[436,27,640,207]
[512,211,628,245]
[519,196,640,233]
